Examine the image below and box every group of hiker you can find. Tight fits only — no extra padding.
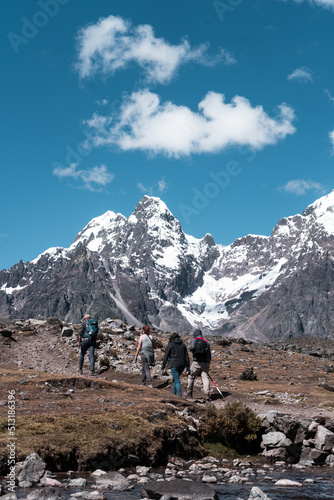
[78,315,212,400]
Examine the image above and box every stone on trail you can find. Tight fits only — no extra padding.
[142,478,219,499]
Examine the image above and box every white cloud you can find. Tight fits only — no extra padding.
[329,130,334,154]
[85,89,296,157]
[95,98,109,106]
[287,67,314,83]
[136,177,168,195]
[53,163,114,191]
[75,15,234,83]
[325,89,334,104]
[137,182,153,195]
[291,0,334,8]
[278,179,326,196]
[158,178,168,192]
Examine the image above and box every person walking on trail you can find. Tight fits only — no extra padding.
[78,314,99,376]
[134,325,156,387]
[186,329,211,401]
[161,332,190,397]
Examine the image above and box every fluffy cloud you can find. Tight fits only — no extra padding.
[287,67,314,83]
[75,15,235,83]
[84,89,296,157]
[53,163,114,191]
[278,179,326,196]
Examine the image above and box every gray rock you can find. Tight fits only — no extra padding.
[142,478,219,499]
[261,431,292,448]
[69,491,107,499]
[61,326,74,337]
[262,447,288,461]
[68,477,87,487]
[248,486,272,500]
[40,476,63,487]
[26,487,66,500]
[95,471,129,491]
[16,453,46,485]
[274,479,302,487]
[314,425,334,451]
[0,493,17,500]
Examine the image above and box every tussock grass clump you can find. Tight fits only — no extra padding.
[203,401,261,454]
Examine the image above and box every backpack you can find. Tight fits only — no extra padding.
[193,337,208,360]
[85,319,99,341]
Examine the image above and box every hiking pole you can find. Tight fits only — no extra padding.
[208,374,224,399]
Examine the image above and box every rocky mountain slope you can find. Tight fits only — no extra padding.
[1,192,334,341]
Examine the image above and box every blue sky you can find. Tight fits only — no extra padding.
[1,0,334,270]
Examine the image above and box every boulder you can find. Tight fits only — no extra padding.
[26,487,65,500]
[262,447,289,461]
[314,425,334,452]
[142,478,219,499]
[95,472,129,491]
[261,432,292,448]
[248,486,272,500]
[0,493,17,500]
[299,447,329,465]
[40,476,63,487]
[16,453,46,486]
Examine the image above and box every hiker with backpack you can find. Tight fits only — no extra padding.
[78,314,99,376]
[161,332,190,397]
[134,325,156,388]
[186,329,211,401]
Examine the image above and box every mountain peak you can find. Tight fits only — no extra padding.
[129,196,175,225]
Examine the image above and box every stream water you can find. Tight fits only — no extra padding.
[7,466,334,500]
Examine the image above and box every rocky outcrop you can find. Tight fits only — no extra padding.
[260,411,334,465]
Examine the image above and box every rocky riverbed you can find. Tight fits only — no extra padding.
[1,452,334,499]
[1,318,334,499]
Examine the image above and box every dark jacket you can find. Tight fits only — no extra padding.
[189,337,211,364]
[162,336,190,372]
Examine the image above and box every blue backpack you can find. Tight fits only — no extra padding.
[85,319,99,341]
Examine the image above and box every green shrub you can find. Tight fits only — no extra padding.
[202,401,261,454]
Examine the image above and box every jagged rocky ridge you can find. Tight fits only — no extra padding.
[1,192,334,341]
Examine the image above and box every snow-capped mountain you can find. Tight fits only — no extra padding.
[1,193,334,341]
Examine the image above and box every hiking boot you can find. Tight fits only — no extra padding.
[78,369,83,375]
[147,383,153,388]
[90,370,95,376]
